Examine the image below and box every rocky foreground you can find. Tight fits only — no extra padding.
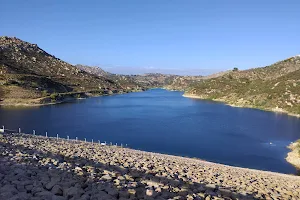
[1,134,300,200]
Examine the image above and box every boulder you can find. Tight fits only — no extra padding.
[51,185,63,196]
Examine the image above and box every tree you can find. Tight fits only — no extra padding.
[233,67,239,72]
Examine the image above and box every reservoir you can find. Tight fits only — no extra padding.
[1,89,300,174]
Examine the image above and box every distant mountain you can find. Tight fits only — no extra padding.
[75,64,111,77]
[124,73,203,91]
[185,56,300,115]
[0,37,142,105]
[75,65,145,90]
[76,66,205,91]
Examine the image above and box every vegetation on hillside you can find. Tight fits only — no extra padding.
[1,36,299,114]
[0,36,144,105]
[185,56,300,115]
[76,66,205,91]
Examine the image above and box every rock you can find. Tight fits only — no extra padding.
[113,179,120,186]
[7,193,30,200]
[118,190,129,198]
[16,184,26,192]
[127,188,136,197]
[51,195,67,200]
[51,185,63,196]
[205,195,211,200]
[31,186,45,195]
[105,187,118,198]
[35,190,53,199]
[64,186,84,199]
[14,168,26,176]
[101,174,112,181]
[218,188,231,197]
[146,188,157,197]
[0,184,18,197]
[25,185,33,192]
[46,179,60,190]
[90,191,111,200]
[186,194,194,200]
[77,194,90,200]
[205,184,216,191]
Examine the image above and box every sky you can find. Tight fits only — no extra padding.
[1,0,300,75]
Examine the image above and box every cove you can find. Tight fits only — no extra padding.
[1,89,300,174]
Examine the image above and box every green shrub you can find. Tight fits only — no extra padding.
[41,90,48,97]
[50,92,58,102]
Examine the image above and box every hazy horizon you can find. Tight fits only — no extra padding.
[76,63,226,76]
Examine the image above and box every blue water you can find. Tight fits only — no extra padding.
[1,89,300,174]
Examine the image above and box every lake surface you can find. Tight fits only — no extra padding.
[1,89,300,174]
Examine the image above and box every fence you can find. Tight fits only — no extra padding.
[0,125,128,148]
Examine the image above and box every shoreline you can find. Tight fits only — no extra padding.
[1,133,300,199]
[0,97,84,107]
[0,89,145,108]
[286,141,300,170]
[182,93,300,118]
[183,93,300,170]
[2,132,299,176]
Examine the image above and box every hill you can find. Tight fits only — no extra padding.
[75,65,146,91]
[184,56,300,115]
[76,66,205,91]
[129,73,204,91]
[0,37,143,105]
[75,64,111,77]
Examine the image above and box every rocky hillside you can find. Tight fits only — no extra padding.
[76,66,205,91]
[76,64,111,77]
[126,73,203,91]
[75,65,145,91]
[0,37,140,105]
[185,56,300,115]
[131,73,177,88]
[163,75,204,91]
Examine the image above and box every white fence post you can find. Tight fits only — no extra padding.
[56,134,58,140]
[0,126,4,133]
[92,139,93,144]
[45,132,48,137]
[67,136,69,140]
[33,130,35,135]
[84,138,86,143]
[19,128,21,133]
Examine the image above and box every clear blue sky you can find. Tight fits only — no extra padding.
[1,0,299,75]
